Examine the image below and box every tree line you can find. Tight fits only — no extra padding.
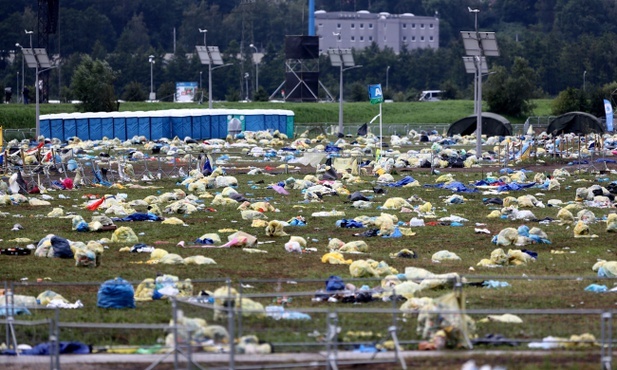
[0,0,616,117]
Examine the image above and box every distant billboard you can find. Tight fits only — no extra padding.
[175,82,198,103]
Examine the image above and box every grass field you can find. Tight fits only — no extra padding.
[0,99,554,131]
[0,139,615,369]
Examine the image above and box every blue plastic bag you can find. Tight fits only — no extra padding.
[584,284,607,293]
[97,277,136,309]
[325,275,345,292]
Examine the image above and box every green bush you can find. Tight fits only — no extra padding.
[121,81,147,102]
[254,87,269,102]
[157,82,176,102]
[551,87,588,115]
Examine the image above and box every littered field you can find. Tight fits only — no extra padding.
[1,134,617,369]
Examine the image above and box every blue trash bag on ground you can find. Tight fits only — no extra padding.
[325,275,345,291]
[97,277,135,309]
[385,176,416,188]
[335,219,364,228]
[3,341,91,356]
[51,235,73,258]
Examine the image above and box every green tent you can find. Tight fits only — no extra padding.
[547,112,605,135]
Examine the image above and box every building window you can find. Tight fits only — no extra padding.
[421,36,425,42]
[403,23,407,29]
[429,23,434,29]
[429,36,434,41]
[420,23,425,29]
[403,36,407,42]
[383,36,387,41]
[318,23,322,27]
[360,36,364,42]
[369,36,373,41]
[411,36,416,42]
[369,23,373,29]
[412,23,415,28]
[360,23,364,29]
[351,23,355,29]
[337,23,341,29]
[351,36,355,42]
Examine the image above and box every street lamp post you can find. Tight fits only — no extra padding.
[18,40,54,139]
[249,44,259,96]
[24,30,33,104]
[148,55,155,101]
[461,8,498,158]
[469,8,481,157]
[337,64,363,136]
[25,30,33,48]
[16,43,24,103]
[196,32,230,109]
[208,63,232,108]
[199,71,203,104]
[583,70,587,92]
[199,28,207,46]
[244,73,250,101]
[208,63,213,108]
[386,65,390,91]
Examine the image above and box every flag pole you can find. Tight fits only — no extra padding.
[379,102,383,154]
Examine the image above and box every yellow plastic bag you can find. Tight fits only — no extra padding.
[111,226,139,244]
[265,220,287,237]
[607,213,617,232]
[37,290,69,306]
[321,251,352,265]
[573,220,590,238]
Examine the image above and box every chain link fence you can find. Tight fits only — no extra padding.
[1,275,616,369]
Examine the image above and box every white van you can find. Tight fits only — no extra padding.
[418,90,443,102]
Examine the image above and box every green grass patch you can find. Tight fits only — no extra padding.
[0,99,555,131]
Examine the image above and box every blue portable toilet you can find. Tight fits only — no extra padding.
[50,113,68,140]
[125,111,140,139]
[100,113,114,139]
[202,113,214,138]
[189,109,203,139]
[211,113,227,138]
[88,113,104,140]
[111,112,127,141]
[39,114,54,139]
[76,115,89,140]
[150,110,172,139]
[38,108,295,141]
[63,116,77,141]
[170,109,192,139]
[137,113,151,139]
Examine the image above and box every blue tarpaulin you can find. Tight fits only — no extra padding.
[113,213,162,222]
[385,176,416,187]
[425,182,478,193]
[496,182,536,192]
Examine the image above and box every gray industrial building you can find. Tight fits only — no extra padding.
[315,10,439,54]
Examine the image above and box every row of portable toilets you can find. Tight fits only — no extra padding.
[39,109,295,141]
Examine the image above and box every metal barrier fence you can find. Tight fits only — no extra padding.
[1,275,616,369]
[2,128,37,141]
